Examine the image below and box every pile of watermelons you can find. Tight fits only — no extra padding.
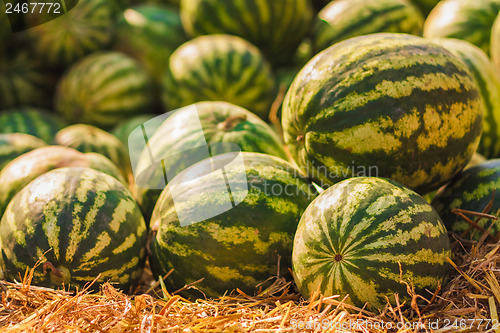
[1,0,500,311]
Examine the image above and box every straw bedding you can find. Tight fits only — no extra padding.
[0,208,499,332]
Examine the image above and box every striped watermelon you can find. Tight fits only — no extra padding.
[292,177,451,309]
[0,146,126,219]
[424,0,500,55]
[113,5,188,87]
[0,51,57,109]
[0,107,67,143]
[134,101,289,223]
[54,124,132,181]
[491,13,500,70]
[431,159,500,241]
[112,115,160,187]
[23,0,114,68]
[0,167,147,290]
[55,51,154,129]
[180,0,314,67]
[467,152,488,168]
[282,33,483,194]
[112,114,157,145]
[311,0,330,11]
[312,0,424,53]
[162,35,276,119]
[149,152,317,298]
[411,0,441,16]
[422,152,487,203]
[0,133,47,171]
[432,38,500,158]
[80,153,128,186]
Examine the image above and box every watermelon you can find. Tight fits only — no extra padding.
[0,167,147,290]
[0,133,47,171]
[55,51,154,129]
[292,177,451,309]
[467,152,488,168]
[432,38,500,158]
[422,152,487,203]
[80,153,128,186]
[112,114,157,145]
[54,124,132,181]
[0,107,67,143]
[411,0,441,16]
[180,0,314,67]
[112,115,161,187]
[0,51,57,109]
[312,0,424,53]
[272,68,301,123]
[133,101,288,223]
[113,5,188,87]
[431,159,500,241]
[149,152,317,298]
[311,0,330,12]
[491,13,500,70]
[424,0,500,55]
[0,146,126,218]
[162,35,276,119]
[23,0,114,68]
[282,33,483,194]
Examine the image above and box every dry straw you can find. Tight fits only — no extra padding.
[0,206,499,332]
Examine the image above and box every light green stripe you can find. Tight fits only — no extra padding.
[112,234,137,255]
[42,201,61,260]
[81,232,111,262]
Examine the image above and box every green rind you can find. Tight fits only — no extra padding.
[0,133,47,171]
[0,167,147,290]
[149,152,317,298]
[0,107,67,143]
[491,13,500,71]
[112,114,157,145]
[83,153,128,186]
[421,152,487,203]
[0,52,56,109]
[0,146,125,218]
[410,0,441,16]
[162,35,276,119]
[55,51,154,129]
[282,33,483,194]
[292,177,451,309]
[180,0,314,66]
[431,159,500,240]
[424,0,500,55]
[24,0,114,68]
[113,5,188,86]
[466,152,488,169]
[432,38,500,158]
[54,124,132,181]
[134,101,288,223]
[313,0,424,53]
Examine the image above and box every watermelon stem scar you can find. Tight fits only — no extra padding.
[334,254,343,262]
[217,115,247,131]
[43,262,62,278]
[43,262,71,285]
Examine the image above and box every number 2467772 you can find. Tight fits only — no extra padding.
[5,2,62,14]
